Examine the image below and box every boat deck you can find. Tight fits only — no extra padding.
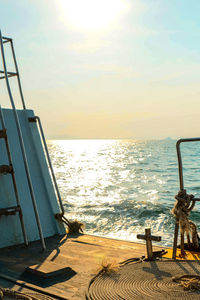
[0,233,167,299]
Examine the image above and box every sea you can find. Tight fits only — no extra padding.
[47,139,200,247]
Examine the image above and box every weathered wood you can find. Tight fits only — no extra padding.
[0,234,166,299]
[137,234,161,242]
[0,272,67,300]
[26,262,75,278]
[137,228,161,260]
[146,228,153,259]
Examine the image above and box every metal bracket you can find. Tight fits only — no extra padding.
[0,164,13,174]
[0,206,20,216]
[28,117,37,123]
[0,129,7,139]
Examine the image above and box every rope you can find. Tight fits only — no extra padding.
[55,213,84,234]
[85,257,143,300]
[171,189,199,253]
[0,288,47,300]
[172,275,200,290]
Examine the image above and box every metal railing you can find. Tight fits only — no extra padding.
[29,116,65,216]
[172,137,200,259]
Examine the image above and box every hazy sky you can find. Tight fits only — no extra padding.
[1,0,200,139]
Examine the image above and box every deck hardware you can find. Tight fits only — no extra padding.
[172,137,200,259]
[0,70,18,80]
[28,117,37,123]
[0,31,46,251]
[55,213,84,234]
[137,228,161,260]
[0,129,7,138]
[152,249,168,258]
[0,206,20,216]
[0,164,13,174]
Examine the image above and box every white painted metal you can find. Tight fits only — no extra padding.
[0,31,46,250]
[0,106,28,246]
[0,109,65,248]
[0,32,65,249]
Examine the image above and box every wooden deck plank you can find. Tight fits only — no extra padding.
[0,234,167,299]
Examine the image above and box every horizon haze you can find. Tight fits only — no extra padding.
[1,0,200,140]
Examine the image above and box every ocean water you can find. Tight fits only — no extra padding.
[47,139,200,247]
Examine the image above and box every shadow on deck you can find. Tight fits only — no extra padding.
[0,233,165,299]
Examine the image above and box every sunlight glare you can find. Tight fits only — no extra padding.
[57,0,129,31]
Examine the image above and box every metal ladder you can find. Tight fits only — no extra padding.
[0,31,46,250]
[0,107,28,246]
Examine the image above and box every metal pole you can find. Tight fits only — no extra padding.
[35,116,64,215]
[176,140,184,191]
[0,31,46,251]
[9,39,26,109]
[176,137,200,191]
[172,219,179,259]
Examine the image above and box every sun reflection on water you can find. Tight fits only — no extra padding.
[47,139,187,247]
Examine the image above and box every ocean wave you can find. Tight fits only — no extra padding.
[48,139,200,247]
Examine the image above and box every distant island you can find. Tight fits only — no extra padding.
[164,137,173,140]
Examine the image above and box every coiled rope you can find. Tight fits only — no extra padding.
[172,275,200,291]
[0,288,53,300]
[171,189,199,255]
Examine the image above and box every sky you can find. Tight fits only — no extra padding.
[1,0,200,139]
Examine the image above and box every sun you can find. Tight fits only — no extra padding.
[57,0,129,32]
